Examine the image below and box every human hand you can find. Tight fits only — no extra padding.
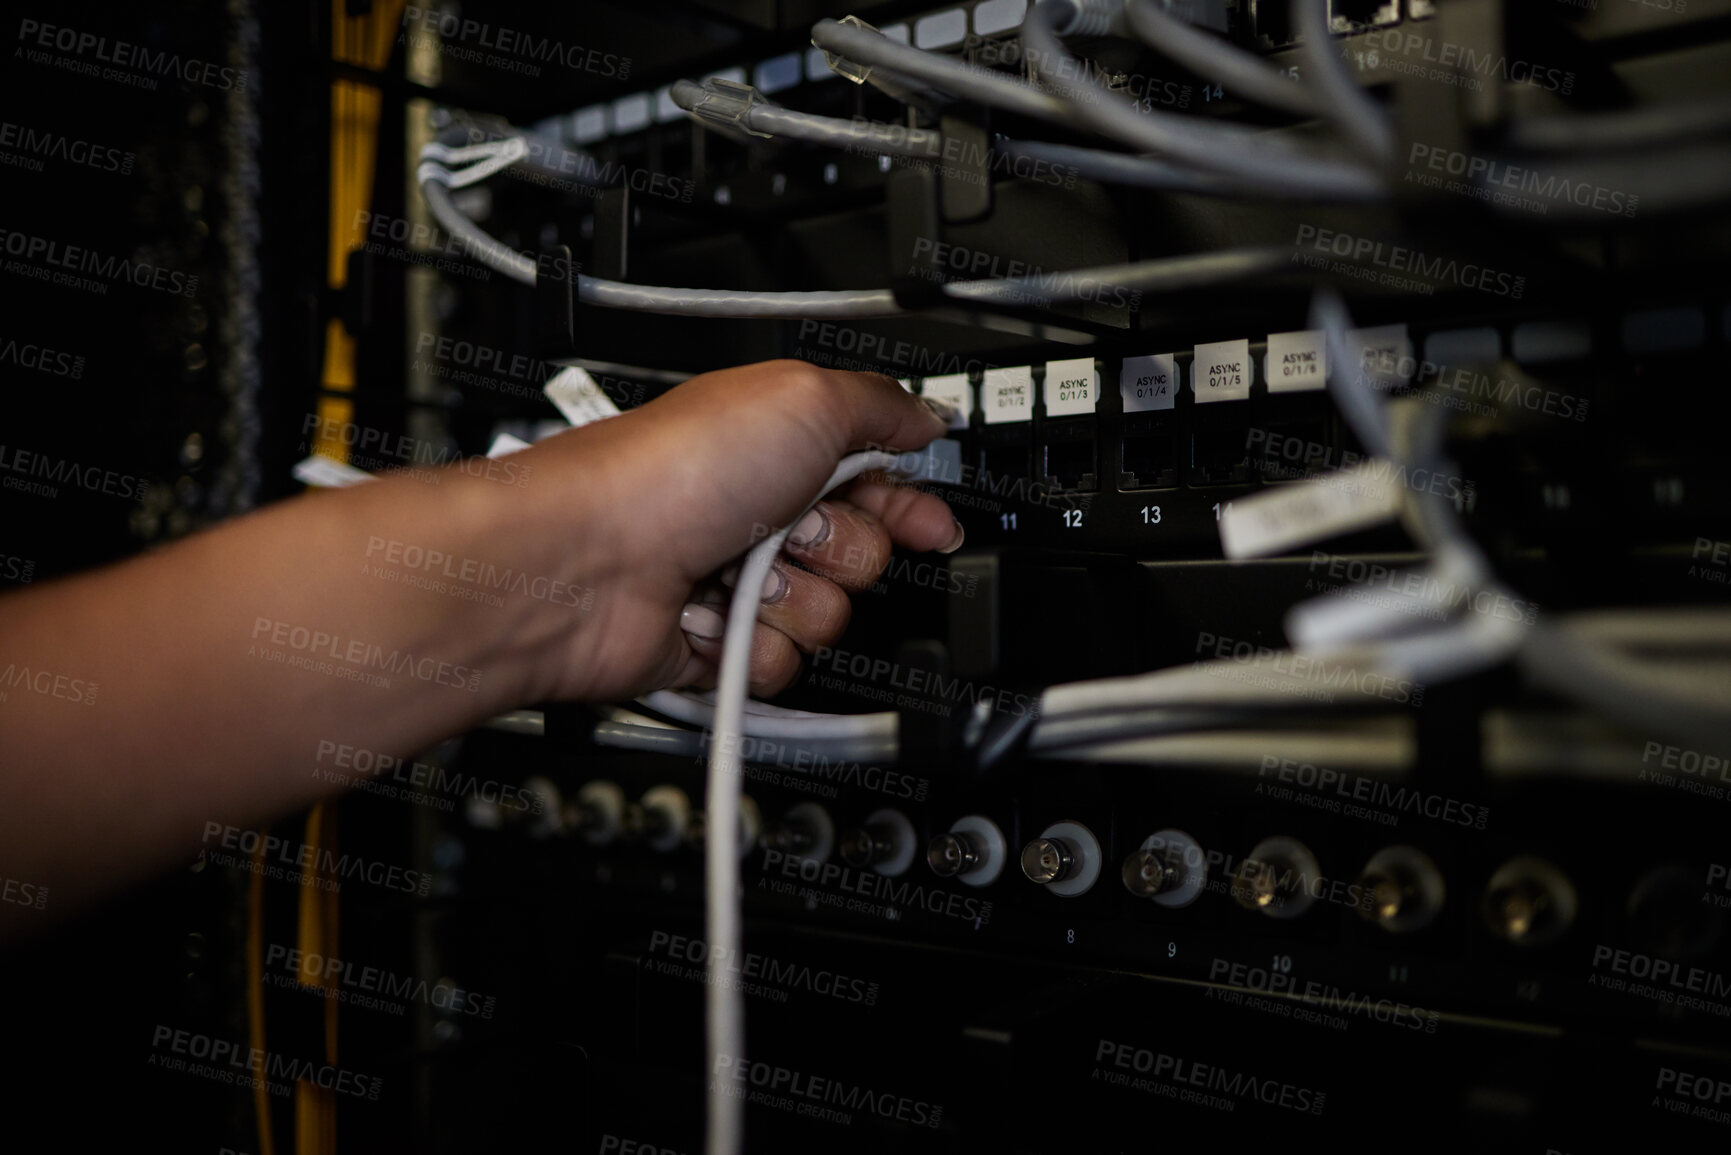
[499,360,962,703]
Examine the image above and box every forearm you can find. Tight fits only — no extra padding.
[0,465,583,914]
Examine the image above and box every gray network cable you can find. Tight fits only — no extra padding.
[1015,0,1384,197]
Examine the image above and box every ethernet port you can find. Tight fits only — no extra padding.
[1253,417,1332,483]
[1330,0,1399,31]
[1042,420,1097,493]
[1253,0,1296,46]
[1120,419,1177,489]
[980,441,1031,491]
[1187,424,1252,485]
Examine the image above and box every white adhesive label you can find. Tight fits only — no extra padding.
[1349,324,1412,384]
[1120,354,1177,412]
[1043,358,1098,417]
[544,366,622,428]
[486,432,533,458]
[1218,463,1403,559]
[920,373,973,430]
[292,455,374,489]
[982,366,1034,423]
[1266,330,1328,394]
[1192,339,1251,403]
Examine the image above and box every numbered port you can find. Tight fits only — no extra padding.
[1357,846,1446,933]
[927,814,1008,887]
[687,796,762,860]
[1186,423,1253,486]
[1482,856,1577,946]
[625,785,691,853]
[1021,820,1103,897]
[1330,0,1400,31]
[1252,0,1297,47]
[1122,829,1209,908]
[1119,422,1177,490]
[840,808,918,876]
[760,802,834,866]
[1042,420,1098,493]
[1231,836,1322,919]
[566,780,625,846]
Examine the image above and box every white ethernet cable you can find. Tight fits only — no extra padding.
[702,440,959,1155]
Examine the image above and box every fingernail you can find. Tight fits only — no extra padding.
[918,395,958,428]
[787,507,830,549]
[937,519,965,554]
[720,564,741,587]
[680,603,725,639]
[760,567,788,605]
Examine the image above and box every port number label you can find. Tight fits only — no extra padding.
[1192,339,1251,403]
[1121,354,1177,412]
[1063,509,1084,529]
[1141,505,1161,525]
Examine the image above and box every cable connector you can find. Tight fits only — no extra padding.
[815,15,879,84]
[685,79,777,139]
[887,437,964,486]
